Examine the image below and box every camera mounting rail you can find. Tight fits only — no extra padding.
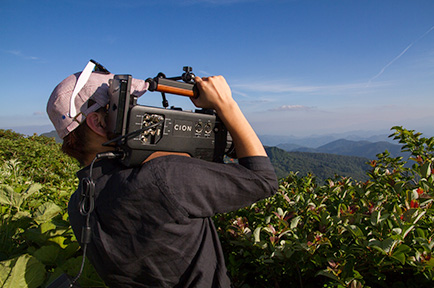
[145,66,198,108]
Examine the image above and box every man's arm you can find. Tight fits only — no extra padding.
[192,76,266,158]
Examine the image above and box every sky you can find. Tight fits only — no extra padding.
[1,0,434,139]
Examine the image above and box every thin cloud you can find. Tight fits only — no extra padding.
[232,89,249,97]
[368,25,434,85]
[198,70,212,76]
[269,105,313,112]
[240,98,272,105]
[5,50,40,60]
[232,80,388,95]
[7,50,21,56]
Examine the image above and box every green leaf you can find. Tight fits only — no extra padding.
[371,210,389,226]
[391,244,411,264]
[368,239,385,254]
[0,185,15,206]
[416,228,426,238]
[33,245,60,266]
[61,242,80,260]
[0,258,13,287]
[0,185,34,210]
[49,236,68,249]
[23,184,42,200]
[254,227,262,243]
[1,254,45,288]
[369,238,400,255]
[347,224,364,238]
[290,216,301,229]
[420,162,432,179]
[33,202,61,224]
[265,215,272,224]
[425,258,434,268]
[401,225,415,239]
[383,238,400,254]
[40,221,58,234]
[412,210,426,225]
[316,270,344,284]
[391,252,405,265]
[12,210,31,221]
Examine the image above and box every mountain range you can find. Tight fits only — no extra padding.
[265,138,408,182]
[277,138,405,160]
[41,129,403,160]
[258,130,396,148]
[39,129,408,182]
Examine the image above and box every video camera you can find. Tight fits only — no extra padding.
[105,67,235,167]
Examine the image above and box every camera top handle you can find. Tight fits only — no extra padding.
[145,66,199,108]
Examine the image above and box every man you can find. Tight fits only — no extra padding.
[47,62,278,287]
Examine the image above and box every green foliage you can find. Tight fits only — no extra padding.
[1,127,434,287]
[215,126,434,287]
[0,130,104,287]
[0,129,79,185]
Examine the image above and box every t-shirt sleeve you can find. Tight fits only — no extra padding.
[150,156,278,217]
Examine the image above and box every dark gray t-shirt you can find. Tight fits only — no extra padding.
[68,155,278,287]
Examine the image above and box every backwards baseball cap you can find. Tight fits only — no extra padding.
[47,60,149,139]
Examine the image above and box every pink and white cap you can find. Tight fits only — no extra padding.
[47,61,148,139]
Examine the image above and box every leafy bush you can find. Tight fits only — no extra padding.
[0,130,104,287]
[215,126,434,287]
[0,130,79,185]
[1,127,434,287]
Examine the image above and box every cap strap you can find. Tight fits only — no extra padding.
[69,61,96,118]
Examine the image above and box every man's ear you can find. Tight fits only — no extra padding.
[86,112,107,137]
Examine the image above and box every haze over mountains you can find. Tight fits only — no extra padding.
[278,139,404,160]
[259,130,408,159]
[258,130,396,148]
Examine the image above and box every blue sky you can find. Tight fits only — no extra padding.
[1,0,434,138]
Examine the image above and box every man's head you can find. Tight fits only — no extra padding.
[47,61,148,165]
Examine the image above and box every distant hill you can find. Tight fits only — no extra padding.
[41,130,62,143]
[278,139,406,160]
[259,131,394,147]
[265,146,371,182]
[276,143,304,152]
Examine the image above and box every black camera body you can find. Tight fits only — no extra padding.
[106,70,234,167]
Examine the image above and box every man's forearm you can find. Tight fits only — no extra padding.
[215,100,267,158]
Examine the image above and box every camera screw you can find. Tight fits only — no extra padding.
[182,66,195,83]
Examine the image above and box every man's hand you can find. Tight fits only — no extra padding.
[192,76,267,158]
[192,76,234,112]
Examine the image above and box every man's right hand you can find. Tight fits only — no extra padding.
[192,76,267,159]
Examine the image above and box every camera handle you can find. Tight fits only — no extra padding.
[146,67,199,108]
